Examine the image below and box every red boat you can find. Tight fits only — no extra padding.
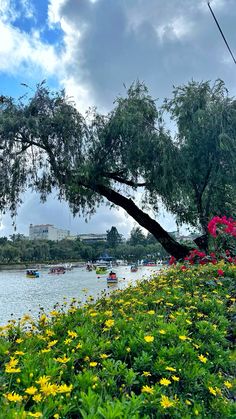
[48,266,66,275]
[107,272,118,284]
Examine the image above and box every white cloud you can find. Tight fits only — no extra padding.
[155,16,194,42]
[0,20,59,75]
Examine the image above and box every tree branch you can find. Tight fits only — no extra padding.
[103,172,147,187]
[90,182,190,259]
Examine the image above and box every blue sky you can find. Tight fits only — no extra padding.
[0,0,236,238]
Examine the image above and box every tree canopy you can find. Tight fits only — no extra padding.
[0,80,235,258]
[106,226,122,248]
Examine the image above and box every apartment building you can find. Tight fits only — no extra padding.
[29,224,70,241]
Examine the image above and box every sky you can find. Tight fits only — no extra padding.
[0,0,236,238]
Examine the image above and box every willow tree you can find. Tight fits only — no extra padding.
[0,80,235,257]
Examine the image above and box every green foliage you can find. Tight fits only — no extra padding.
[0,234,167,263]
[106,226,122,248]
[1,79,235,256]
[0,263,235,417]
[162,80,236,232]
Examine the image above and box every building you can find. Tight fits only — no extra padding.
[29,224,70,241]
[78,233,107,244]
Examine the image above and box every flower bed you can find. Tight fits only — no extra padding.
[0,263,235,418]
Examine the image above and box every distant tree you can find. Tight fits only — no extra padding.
[146,232,157,245]
[2,244,19,262]
[0,237,8,245]
[106,226,122,248]
[128,227,146,246]
[10,233,26,242]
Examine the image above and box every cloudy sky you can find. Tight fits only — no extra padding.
[0,0,236,238]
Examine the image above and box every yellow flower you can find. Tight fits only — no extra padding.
[224,380,232,389]
[160,378,171,386]
[57,384,73,393]
[90,312,98,317]
[15,338,23,343]
[67,330,78,339]
[25,386,38,395]
[144,335,154,343]
[208,386,217,396]
[104,319,115,328]
[54,355,70,363]
[165,367,176,372]
[39,314,47,324]
[6,357,19,368]
[64,338,72,345]
[5,366,21,373]
[40,383,58,396]
[172,375,180,381]
[160,394,174,408]
[14,351,25,355]
[4,392,23,402]
[89,362,98,367]
[32,394,43,403]
[142,371,151,377]
[198,354,207,363]
[48,340,58,347]
[45,329,55,337]
[141,385,155,394]
[36,375,50,386]
[185,400,192,405]
[100,353,109,359]
[76,342,82,350]
[41,348,51,353]
[104,310,113,316]
[147,310,155,315]
[179,335,188,341]
[159,329,166,334]
[50,310,59,317]
[53,415,60,419]
[28,413,43,418]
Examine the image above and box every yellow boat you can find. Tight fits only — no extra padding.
[96,266,108,275]
[26,269,39,278]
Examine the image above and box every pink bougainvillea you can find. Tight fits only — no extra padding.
[208,216,236,238]
[169,216,236,266]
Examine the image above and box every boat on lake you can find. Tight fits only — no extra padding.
[96,266,108,275]
[48,266,66,275]
[107,271,118,284]
[26,269,40,278]
[130,264,138,272]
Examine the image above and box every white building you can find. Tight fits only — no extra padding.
[78,233,107,243]
[29,224,70,241]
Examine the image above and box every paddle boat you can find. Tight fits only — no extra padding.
[130,264,138,272]
[26,269,40,278]
[95,266,108,275]
[107,271,118,284]
[48,266,66,275]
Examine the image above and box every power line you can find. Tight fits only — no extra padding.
[207,1,236,65]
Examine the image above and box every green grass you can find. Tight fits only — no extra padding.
[0,262,235,418]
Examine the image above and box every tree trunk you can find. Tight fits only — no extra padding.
[93,183,190,259]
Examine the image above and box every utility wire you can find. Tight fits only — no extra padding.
[207,1,236,65]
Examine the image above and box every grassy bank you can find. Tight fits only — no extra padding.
[0,263,235,418]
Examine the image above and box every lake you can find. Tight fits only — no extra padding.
[0,265,161,326]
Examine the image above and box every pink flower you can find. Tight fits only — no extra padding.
[169,256,176,265]
[217,269,224,276]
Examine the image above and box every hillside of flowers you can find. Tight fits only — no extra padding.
[0,259,235,418]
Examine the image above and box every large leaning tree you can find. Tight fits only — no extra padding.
[0,80,235,259]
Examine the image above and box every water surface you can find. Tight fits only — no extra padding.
[0,266,160,325]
